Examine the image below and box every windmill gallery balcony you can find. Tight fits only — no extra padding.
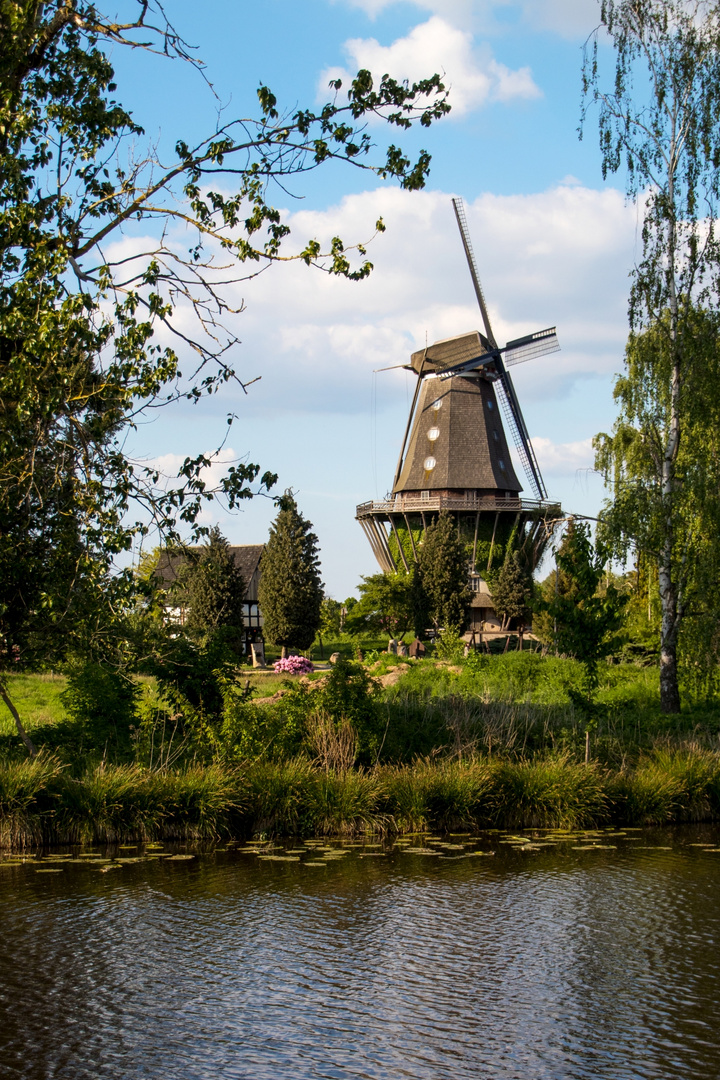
[356,494,558,518]
[355,493,561,576]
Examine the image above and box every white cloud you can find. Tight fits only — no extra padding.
[142,446,241,510]
[319,16,541,116]
[137,180,638,425]
[519,0,599,37]
[337,0,600,39]
[129,180,638,591]
[532,435,595,475]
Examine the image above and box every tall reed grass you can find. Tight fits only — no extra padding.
[2,747,720,848]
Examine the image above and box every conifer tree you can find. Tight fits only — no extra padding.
[543,521,627,724]
[181,528,246,658]
[492,551,531,638]
[259,494,323,653]
[532,521,580,651]
[416,511,470,632]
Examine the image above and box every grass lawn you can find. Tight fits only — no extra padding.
[0,673,68,735]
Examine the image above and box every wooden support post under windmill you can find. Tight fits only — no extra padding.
[403,513,418,562]
[487,512,500,572]
[389,515,410,573]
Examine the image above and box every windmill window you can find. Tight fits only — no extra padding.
[421,490,430,500]
[492,430,499,441]
[486,399,494,410]
[432,399,443,411]
[427,426,440,442]
[498,459,506,471]
[424,456,437,471]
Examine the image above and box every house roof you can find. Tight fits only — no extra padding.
[154,544,265,602]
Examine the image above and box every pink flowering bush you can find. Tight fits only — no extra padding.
[273,656,314,675]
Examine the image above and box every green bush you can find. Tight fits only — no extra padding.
[309,769,387,835]
[263,658,384,765]
[61,660,140,751]
[245,757,318,835]
[218,696,305,763]
[54,762,246,842]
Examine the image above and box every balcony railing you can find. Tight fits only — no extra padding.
[356,495,559,518]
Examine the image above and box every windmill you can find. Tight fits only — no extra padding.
[356,198,561,637]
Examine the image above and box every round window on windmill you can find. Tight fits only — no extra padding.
[424,456,436,471]
[427,427,440,441]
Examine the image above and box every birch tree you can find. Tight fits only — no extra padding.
[584,0,720,711]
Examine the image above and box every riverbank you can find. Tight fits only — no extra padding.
[2,749,720,850]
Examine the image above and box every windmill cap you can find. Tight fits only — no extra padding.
[410,330,494,375]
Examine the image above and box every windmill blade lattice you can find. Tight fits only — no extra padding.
[495,372,548,501]
[452,198,497,349]
[504,327,560,368]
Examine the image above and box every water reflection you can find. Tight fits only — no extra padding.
[0,829,719,1079]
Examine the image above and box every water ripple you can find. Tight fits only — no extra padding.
[0,830,719,1078]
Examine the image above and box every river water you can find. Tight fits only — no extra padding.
[1,826,719,1080]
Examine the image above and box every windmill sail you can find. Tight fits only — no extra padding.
[503,327,559,368]
[452,196,551,503]
[495,370,547,500]
[452,198,497,348]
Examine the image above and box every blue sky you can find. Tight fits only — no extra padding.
[112,0,639,598]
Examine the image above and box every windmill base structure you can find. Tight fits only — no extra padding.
[356,491,560,637]
[356,199,562,640]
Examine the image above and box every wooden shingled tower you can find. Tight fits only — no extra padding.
[393,332,523,499]
[356,199,562,637]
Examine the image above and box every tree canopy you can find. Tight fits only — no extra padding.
[345,573,415,638]
[0,1,448,559]
[0,2,449,745]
